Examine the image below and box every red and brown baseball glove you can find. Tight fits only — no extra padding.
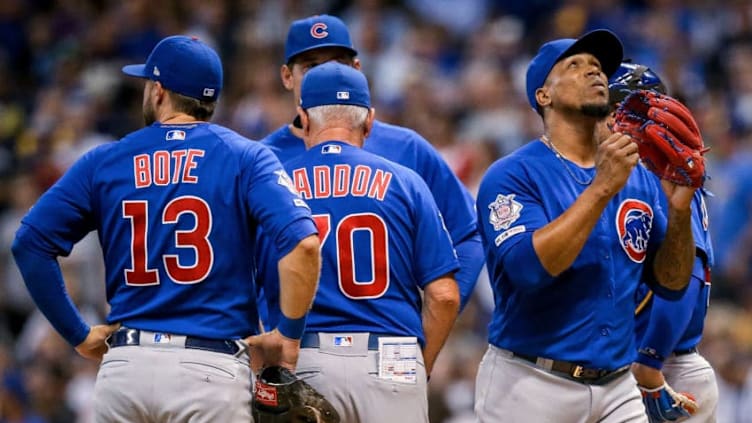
[252,366,340,423]
[613,90,709,188]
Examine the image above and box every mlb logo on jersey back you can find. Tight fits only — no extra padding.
[153,333,172,344]
[322,144,342,154]
[165,130,186,141]
[333,336,353,347]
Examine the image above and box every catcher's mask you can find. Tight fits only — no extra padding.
[608,62,667,105]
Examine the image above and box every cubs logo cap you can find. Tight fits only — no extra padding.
[285,15,358,63]
[122,35,223,101]
[300,62,370,110]
[525,29,624,111]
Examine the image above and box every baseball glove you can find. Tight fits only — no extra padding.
[639,382,699,422]
[252,366,340,423]
[613,90,709,188]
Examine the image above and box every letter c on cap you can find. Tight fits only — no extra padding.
[310,23,328,39]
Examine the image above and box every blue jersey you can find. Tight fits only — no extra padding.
[262,121,477,252]
[18,122,316,341]
[261,121,483,311]
[477,139,675,370]
[267,141,459,345]
[634,187,713,364]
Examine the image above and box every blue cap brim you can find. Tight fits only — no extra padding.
[122,64,149,78]
[286,44,358,63]
[559,29,623,78]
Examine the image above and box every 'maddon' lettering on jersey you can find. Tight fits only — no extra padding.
[292,165,393,201]
[133,149,205,188]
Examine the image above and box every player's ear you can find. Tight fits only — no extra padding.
[363,107,375,138]
[281,64,294,91]
[535,86,551,109]
[297,106,309,135]
[352,58,362,71]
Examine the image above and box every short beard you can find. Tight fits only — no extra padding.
[581,103,611,118]
[143,102,156,126]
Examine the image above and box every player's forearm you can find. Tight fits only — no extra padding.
[453,234,484,311]
[533,185,612,276]
[637,272,701,370]
[12,228,89,346]
[277,235,321,319]
[421,275,460,377]
[653,208,694,291]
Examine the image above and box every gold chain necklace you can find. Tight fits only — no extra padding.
[540,135,594,186]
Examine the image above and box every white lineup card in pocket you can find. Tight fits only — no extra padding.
[377,337,418,384]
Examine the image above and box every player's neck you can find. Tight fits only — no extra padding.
[159,112,204,125]
[544,116,598,166]
[305,127,365,150]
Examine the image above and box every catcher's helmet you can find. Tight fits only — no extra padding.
[608,62,666,105]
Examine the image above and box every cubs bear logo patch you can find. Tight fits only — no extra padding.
[616,199,654,263]
[488,194,523,231]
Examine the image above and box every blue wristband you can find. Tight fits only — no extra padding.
[277,314,307,340]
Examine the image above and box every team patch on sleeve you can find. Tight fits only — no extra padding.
[494,225,525,246]
[488,194,523,231]
[275,169,300,195]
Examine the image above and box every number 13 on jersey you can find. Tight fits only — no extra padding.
[313,213,389,299]
[122,195,214,286]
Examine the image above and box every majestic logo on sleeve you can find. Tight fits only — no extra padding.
[488,194,522,231]
[700,194,709,231]
[616,199,654,263]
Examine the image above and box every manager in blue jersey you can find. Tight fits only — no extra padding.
[605,62,718,422]
[474,30,697,422]
[11,35,320,422]
[257,14,482,316]
[261,61,460,422]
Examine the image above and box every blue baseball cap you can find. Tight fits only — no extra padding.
[285,15,358,63]
[122,35,223,101]
[300,62,370,110]
[525,29,624,111]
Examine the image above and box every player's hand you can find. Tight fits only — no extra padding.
[245,329,301,373]
[660,180,696,212]
[593,132,639,197]
[75,323,121,362]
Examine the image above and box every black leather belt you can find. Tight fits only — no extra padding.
[673,347,698,356]
[109,328,241,355]
[300,333,392,351]
[512,352,630,385]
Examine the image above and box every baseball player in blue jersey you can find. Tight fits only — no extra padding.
[258,61,460,422]
[11,36,321,422]
[605,62,718,422]
[256,15,481,326]
[474,30,698,422]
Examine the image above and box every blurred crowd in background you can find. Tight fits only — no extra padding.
[1,0,752,422]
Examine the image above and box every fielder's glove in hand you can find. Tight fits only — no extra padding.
[614,90,709,188]
[252,366,340,423]
[639,382,699,422]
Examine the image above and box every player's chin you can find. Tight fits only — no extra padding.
[581,101,611,119]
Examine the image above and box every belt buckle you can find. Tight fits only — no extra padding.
[572,365,585,379]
